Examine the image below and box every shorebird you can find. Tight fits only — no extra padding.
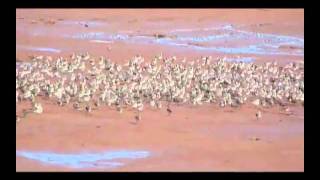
[85,105,92,113]
[116,104,123,113]
[33,102,43,114]
[134,112,141,123]
[16,52,304,121]
[156,101,162,109]
[256,110,262,120]
[283,106,293,115]
[16,115,20,123]
[150,100,156,108]
[166,102,172,115]
[16,90,19,102]
[251,99,260,106]
[94,100,100,108]
[73,102,81,111]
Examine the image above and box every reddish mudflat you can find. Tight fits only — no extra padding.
[16,9,304,172]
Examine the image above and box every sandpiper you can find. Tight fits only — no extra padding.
[16,53,304,122]
[85,105,92,113]
[16,115,20,123]
[166,102,172,115]
[256,110,262,120]
[134,113,141,123]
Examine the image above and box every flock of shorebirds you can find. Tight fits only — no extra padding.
[16,53,304,124]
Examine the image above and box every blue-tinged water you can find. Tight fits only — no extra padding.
[16,150,150,169]
[20,23,304,57]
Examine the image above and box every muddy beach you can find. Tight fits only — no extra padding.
[16,9,304,172]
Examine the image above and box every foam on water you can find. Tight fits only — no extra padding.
[177,34,233,42]
[90,40,114,44]
[211,45,303,56]
[16,45,61,53]
[159,25,304,56]
[169,24,232,33]
[69,32,106,40]
[16,150,150,169]
[60,20,106,27]
[69,32,129,41]
[224,57,255,63]
[155,39,303,56]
